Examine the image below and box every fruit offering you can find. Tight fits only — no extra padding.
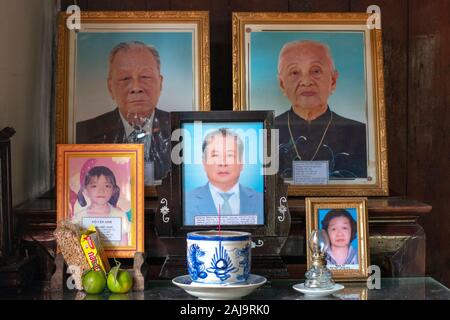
[82,269,107,294]
[107,264,133,294]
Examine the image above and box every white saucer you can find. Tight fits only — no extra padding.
[172,274,267,300]
[292,283,345,297]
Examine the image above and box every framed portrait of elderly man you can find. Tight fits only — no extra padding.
[305,197,370,281]
[56,11,210,196]
[56,144,144,258]
[181,121,265,227]
[154,111,292,278]
[158,111,288,231]
[232,12,388,196]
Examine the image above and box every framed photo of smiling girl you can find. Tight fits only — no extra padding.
[232,12,388,196]
[56,144,144,258]
[305,197,370,281]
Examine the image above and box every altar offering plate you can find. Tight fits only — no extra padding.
[172,274,267,300]
[293,283,345,297]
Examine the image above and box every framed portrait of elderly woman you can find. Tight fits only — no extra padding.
[305,197,370,281]
[232,12,388,196]
[56,11,210,195]
[56,144,144,258]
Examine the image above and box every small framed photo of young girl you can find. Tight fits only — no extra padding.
[305,197,370,281]
[56,144,144,258]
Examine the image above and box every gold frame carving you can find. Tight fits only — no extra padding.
[56,11,210,196]
[306,197,370,282]
[232,12,388,196]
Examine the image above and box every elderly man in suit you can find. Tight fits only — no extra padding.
[184,128,264,226]
[76,41,171,185]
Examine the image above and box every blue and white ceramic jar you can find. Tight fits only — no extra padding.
[187,230,252,285]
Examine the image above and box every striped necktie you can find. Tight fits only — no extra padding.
[128,127,146,143]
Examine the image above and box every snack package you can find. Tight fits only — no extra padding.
[80,225,111,274]
[54,220,90,290]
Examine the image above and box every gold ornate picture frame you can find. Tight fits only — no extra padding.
[232,12,388,196]
[56,144,144,258]
[305,197,370,281]
[56,11,210,196]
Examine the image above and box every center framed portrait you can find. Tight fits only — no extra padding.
[232,12,388,196]
[154,111,291,278]
[163,111,284,235]
[182,121,265,227]
[56,11,210,195]
[56,144,144,258]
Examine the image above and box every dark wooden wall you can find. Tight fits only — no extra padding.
[60,0,450,287]
[406,0,450,288]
